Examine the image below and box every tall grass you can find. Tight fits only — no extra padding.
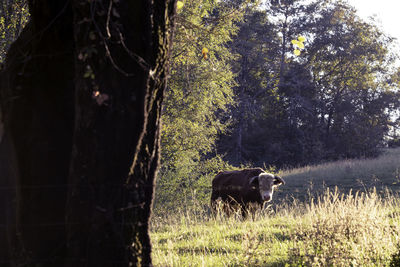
[288,188,400,266]
[151,188,400,266]
[151,148,400,266]
[276,147,400,202]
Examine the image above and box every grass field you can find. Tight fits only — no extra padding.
[151,148,400,266]
[276,147,400,203]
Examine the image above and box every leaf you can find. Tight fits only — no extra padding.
[298,42,304,49]
[92,91,110,106]
[291,39,299,46]
[202,47,209,59]
[294,49,301,56]
[83,71,91,78]
[177,1,184,10]
[298,35,306,42]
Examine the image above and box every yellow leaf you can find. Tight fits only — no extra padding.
[294,49,301,56]
[291,39,299,46]
[202,47,209,59]
[298,35,306,42]
[177,1,184,10]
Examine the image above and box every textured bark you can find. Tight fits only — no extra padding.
[0,0,176,266]
[0,2,75,265]
[66,1,175,266]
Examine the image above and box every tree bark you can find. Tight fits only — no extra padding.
[0,0,176,266]
[1,2,75,265]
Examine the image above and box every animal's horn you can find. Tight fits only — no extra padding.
[274,175,285,185]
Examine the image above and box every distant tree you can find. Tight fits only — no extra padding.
[305,0,400,158]
[0,1,176,266]
[215,1,280,165]
[218,0,321,166]
[218,0,400,167]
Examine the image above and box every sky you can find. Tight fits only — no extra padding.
[347,0,400,45]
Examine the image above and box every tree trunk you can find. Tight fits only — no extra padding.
[1,2,75,265]
[0,1,176,266]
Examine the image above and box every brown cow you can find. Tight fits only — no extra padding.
[211,168,285,216]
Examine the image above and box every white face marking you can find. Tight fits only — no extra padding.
[258,173,275,202]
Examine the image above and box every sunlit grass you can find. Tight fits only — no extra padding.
[288,188,400,266]
[151,148,400,266]
[151,189,400,266]
[276,147,400,202]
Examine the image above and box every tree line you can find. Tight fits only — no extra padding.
[156,0,400,211]
[222,0,400,166]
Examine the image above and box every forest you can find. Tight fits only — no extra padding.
[1,0,400,266]
[156,0,400,211]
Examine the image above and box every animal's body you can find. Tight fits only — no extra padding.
[211,168,285,215]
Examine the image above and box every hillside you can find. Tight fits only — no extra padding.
[275,147,400,204]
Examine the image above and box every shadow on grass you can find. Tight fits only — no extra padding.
[273,232,291,242]
[176,246,240,255]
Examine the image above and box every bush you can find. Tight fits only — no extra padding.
[154,156,235,215]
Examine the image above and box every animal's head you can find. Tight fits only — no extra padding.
[249,173,285,202]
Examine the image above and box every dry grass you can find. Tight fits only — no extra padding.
[275,147,400,202]
[151,148,400,266]
[288,188,400,266]
[151,189,400,266]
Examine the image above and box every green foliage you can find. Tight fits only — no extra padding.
[218,0,400,167]
[217,7,283,165]
[157,0,400,215]
[154,156,234,214]
[156,0,252,212]
[0,0,29,63]
[302,0,400,159]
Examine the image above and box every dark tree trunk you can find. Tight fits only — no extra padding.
[0,2,75,265]
[66,1,175,266]
[0,0,176,266]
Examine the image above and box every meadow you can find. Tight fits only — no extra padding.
[151,148,400,266]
